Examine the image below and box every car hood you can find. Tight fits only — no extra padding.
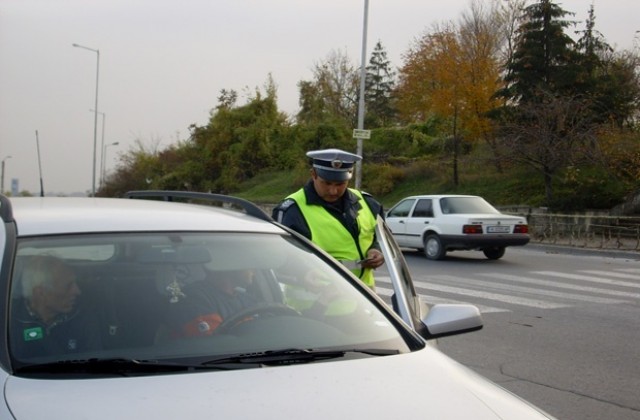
[4,347,552,420]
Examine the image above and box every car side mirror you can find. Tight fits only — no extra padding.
[421,304,483,339]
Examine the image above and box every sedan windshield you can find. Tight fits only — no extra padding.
[8,232,412,374]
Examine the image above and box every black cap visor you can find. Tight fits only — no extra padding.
[315,167,353,182]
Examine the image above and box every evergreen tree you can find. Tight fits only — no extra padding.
[364,41,397,128]
[575,4,639,128]
[497,0,579,104]
[493,0,592,207]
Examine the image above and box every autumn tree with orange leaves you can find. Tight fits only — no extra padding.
[395,1,502,185]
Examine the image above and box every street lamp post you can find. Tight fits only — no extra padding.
[101,142,119,187]
[1,155,12,194]
[91,110,106,187]
[72,43,100,196]
[355,0,369,190]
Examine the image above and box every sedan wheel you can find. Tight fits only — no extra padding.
[483,246,506,260]
[424,234,446,260]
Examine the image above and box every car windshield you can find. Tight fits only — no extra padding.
[8,231,412,373]
[439,196,499,215]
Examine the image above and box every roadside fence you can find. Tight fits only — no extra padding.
[504,207,640,251]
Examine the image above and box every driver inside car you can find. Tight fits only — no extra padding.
[166,269,258,337]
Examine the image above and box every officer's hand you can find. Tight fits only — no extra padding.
[360,249,384,269]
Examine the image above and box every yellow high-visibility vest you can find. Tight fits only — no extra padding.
[288,188,377,288]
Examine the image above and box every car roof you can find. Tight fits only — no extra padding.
[8,196,281,236]
[403,194,481,200]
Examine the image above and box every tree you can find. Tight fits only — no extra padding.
[296,49,360,128]
[494,0,528,77]
[364,41,397,128]
[193,80,288,193]
[457,1,504,170]
[497,92,598,205]
[396,0,503,184]
[575,4,640,128]
[492,1,590,206]
[395,23,468,185]
[496,0,579,104]
[100,138,164,197]
[492,1,640,207]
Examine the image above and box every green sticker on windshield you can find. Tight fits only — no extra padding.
[23,327,44,341]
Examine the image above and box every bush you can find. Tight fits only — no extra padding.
[362,163,406,196]
[549,166,627,211]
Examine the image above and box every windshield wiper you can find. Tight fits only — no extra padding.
[202,348,399,366]
[15,357,242,376]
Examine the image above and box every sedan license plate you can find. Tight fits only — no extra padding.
[487,225,510,233]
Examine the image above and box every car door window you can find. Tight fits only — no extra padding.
[387,199,415,218]
[412,199,433,218]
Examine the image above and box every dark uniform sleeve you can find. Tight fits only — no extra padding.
[272,199,312,240]
[361,192,385,219]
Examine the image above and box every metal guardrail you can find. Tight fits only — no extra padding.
[264,202,640,252]
[507,209,640,251]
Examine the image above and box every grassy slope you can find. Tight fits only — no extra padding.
[236,152,547,210]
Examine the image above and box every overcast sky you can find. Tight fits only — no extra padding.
[1,0,638,195]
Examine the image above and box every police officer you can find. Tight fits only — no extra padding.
[272,148,384,289]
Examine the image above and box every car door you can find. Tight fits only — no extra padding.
[385,198,416,247]
[375,215,483,338]
[404,198,434,248]
[374,215,424,330]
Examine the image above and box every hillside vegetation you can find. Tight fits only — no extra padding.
[234,141,623,212]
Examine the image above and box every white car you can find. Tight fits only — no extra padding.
[386,194,530,260]
[0,191,552,419]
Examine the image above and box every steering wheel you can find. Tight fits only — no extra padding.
[216,303,301,333]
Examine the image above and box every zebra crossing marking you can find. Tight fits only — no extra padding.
[375,280,508,313]
[533,271,640,288]
[426,274,630,305]
[375,268,638,314]
[579,270,640,281]
[477,272,640,300]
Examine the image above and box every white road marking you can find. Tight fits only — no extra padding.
[376,267,638,315]
[478,272,640,300]
[375,284,508,313]
[428,274,629,305]
[533,271,640,288]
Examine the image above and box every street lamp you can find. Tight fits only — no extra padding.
[72,43,100,196]
[101,142,119,187]
[1,155,12,194]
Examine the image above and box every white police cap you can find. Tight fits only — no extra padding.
[306,148,362,182]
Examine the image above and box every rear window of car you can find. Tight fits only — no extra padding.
[440,197,500,214]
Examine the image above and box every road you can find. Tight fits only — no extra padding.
[375,245,640,420]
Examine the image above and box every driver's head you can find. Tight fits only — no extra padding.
[22,255,81,324]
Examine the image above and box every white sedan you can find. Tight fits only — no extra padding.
[386,194,530,260]
[0,191,550,419]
